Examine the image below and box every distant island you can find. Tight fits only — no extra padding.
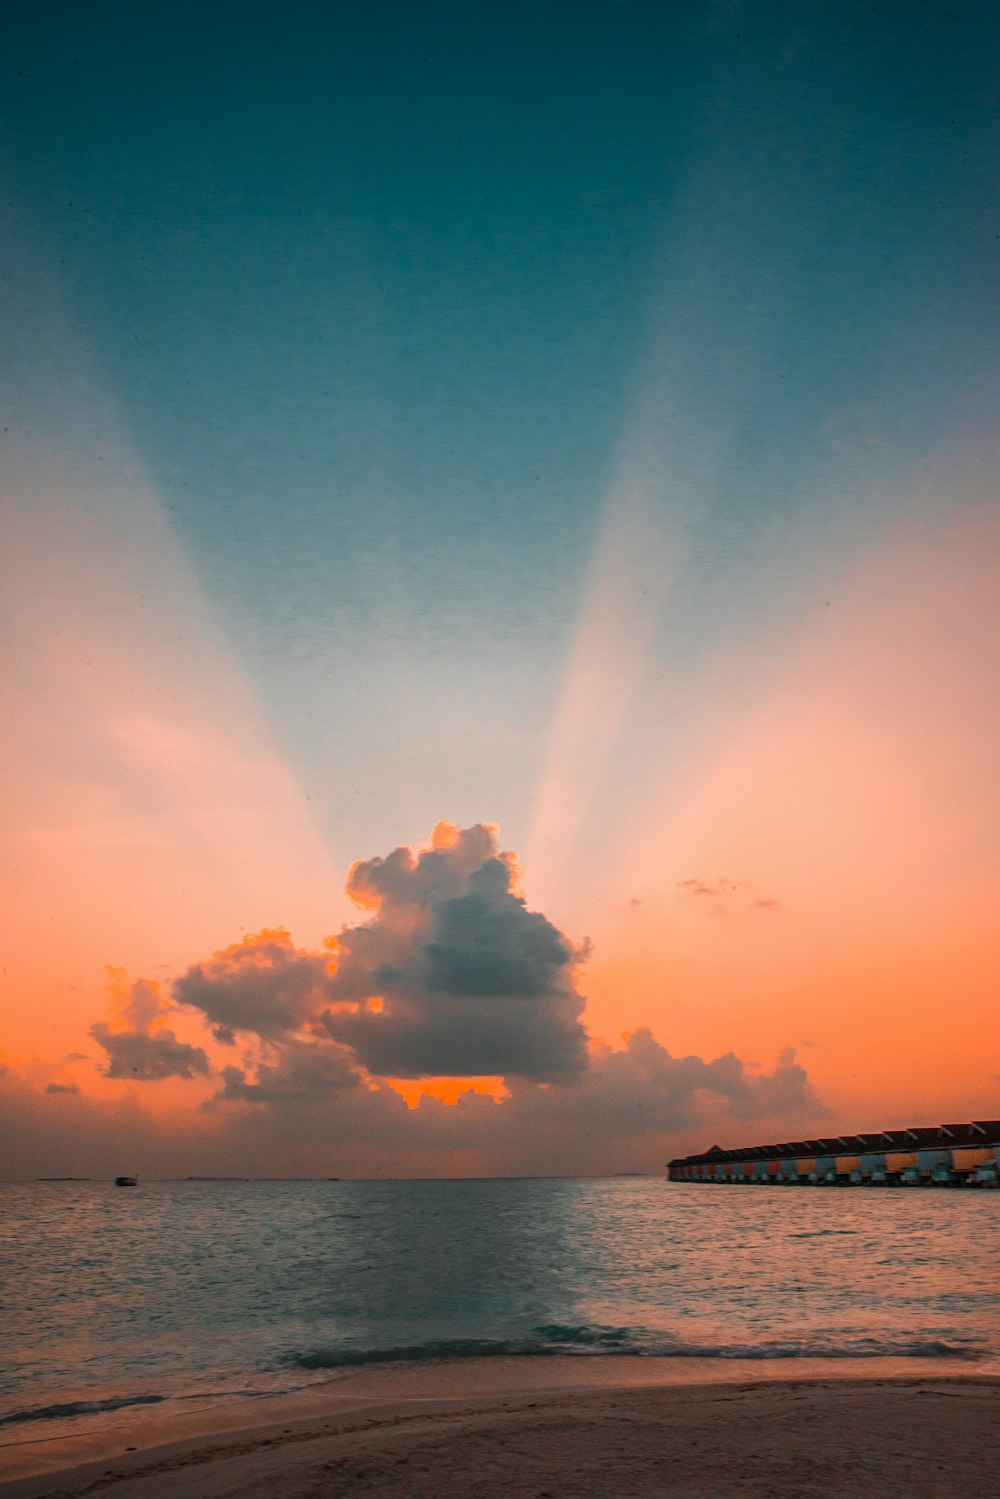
[36,1176,90,1181]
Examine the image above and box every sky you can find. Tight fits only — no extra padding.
[1,1,998,1178]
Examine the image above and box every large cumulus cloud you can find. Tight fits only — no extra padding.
[174,822,589,1083]
[323,825,589,1079]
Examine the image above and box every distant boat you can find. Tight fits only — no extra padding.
[114,1176,137,1187]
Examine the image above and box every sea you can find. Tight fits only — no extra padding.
[1,1176,997,1444]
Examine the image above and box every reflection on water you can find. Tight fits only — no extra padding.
[1,1177,997,1420]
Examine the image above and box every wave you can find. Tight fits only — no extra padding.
[2,1329,980,1432]
[0,1393,166,1430]
[657,1338,979,1361]
[284,1324,981,1370]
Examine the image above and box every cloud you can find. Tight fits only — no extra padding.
[1,1030,821,1180]
[174,929,332,1043]
[175,823,590,1083]
[45,1081,79,1095]
[204,1032,819,1166]
[361,1036,820,1176]
[584,1032,814,1129]
[676,876,782,916]
[324,825,589,1080]
[89,1024,211,1081]
[212,1040,361,1108]
[89,976,211,1081]
[475,1033,822,1175]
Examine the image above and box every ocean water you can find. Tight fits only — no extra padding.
[1,1177,997,1436]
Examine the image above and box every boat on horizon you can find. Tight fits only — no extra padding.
[114,1175,137,1187]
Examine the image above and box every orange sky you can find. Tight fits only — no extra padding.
[580,479,1000,1127]
[2,439,998,1170]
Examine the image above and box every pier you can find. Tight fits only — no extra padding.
[668,1120,1000,1187]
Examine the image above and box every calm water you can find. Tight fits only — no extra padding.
[1,1178,997,1432]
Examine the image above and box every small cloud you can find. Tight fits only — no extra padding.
[174,929,332,1042]
[66,1052,89,1062]
[45,1082,79,1095]
[90,1023,211,1081]
[676,878,728,898]
[676,877,781,917]
[89,974,210,1081]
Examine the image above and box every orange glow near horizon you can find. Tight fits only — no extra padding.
[387,1076,510,1108]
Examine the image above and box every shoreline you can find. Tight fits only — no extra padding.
[2,1356,998,1497]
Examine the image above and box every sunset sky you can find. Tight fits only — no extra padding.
[2,1,998,1178]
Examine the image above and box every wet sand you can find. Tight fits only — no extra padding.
[1,1358,998,1498]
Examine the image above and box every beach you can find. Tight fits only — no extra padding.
[2,1358,998,1498]
[3,1183,999,1496]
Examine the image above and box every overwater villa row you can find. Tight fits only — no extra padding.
[667,1121,1000,1187]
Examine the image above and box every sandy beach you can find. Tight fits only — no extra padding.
[2,1358,998,1499]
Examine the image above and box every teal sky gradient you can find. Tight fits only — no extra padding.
[4,0,999,912]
